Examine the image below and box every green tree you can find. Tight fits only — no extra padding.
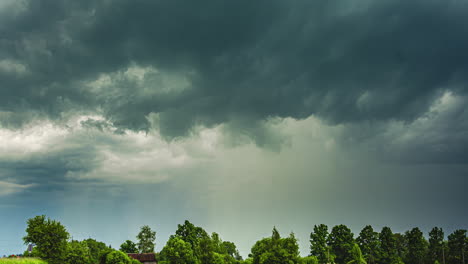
[250,227,301,264]
[106,250,132,264]
[394,233,407,262]
[222,241,242,261]
[405,228,427,264]
[66,240,91,264]
[83,238,109,264]
[447,229,466,264]
[120,240,138,253]
[302,256,319,264]
[378,227,400,264]
[429,227,445,264]
[137,225,156,253]
[310,224,330,264]
[23,215,70,264]
[328,225,355,264]
[160,236,199,264]
[357,225,379,264]
[174,220,210,261]
[347,243,367,264]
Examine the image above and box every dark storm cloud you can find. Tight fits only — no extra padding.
[1,0,468,152]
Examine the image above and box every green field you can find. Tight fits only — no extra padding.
[0,258,47,264]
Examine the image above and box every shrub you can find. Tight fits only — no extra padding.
[106,250,132,264]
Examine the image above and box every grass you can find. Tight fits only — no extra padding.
[0,258,47,264]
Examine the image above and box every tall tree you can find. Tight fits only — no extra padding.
[83,238,109,264]
[23,215,70,264]
[378,227,399,264]
[429,227,445,264]
[66,240,92,264]
[161,236,199,264]
[405,227,428,264]
[120,240,138,253]
[310,224,330,264]
[357,225,379,264]
[347,243,367,264]
[174,220,210,261]
[250,227,301,264]
[394,233,407,262]
[447,229,466,264]
[328,225,354,264]
[137,225,156,253]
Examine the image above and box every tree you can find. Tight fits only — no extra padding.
[250,227,301,264]
[66,240,91,264]
[137,225,156,253]
[405,227,427,264]
[120,240,138,253]
[447,229,466,264]
[174,220,210,261]
[328,225,355,264]
[160,236,199,264]
[23,215,70,264]
[310,224,330,264]
[357,225,379,264]
[222,241,242,261]
[429,227,445,264]
[106,250,132,264]
[83,238,109,264]
[347,243,367,264]
[378,227,399,264]
[394,233,407,262]
[302,256,319,264]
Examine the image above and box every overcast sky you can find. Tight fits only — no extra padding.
[1,0,467,257]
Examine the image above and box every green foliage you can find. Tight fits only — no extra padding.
[347,243,366,264]
[106,250,132,264]
[250,227,301,264]
[447,229,466,264]
[378,227,399,264]
[160,236,199,264]
[222,241,243,261]
[99,249,114,264]
[328,225,354,264]
[23,247,40,258]
[404,227,427,264]
[301,256,319,264]
[357,225,379,264]
[83,238,109,264]
[428,227,445,264]
[242,258,253,264]
[393,233,407,261]
[0,259,48,264]
[120,240,138,253]
[130,259,141,264]
[137,225,156,253]
[66,240,91,264]
[174,220,209,260]
[310,224,330,264]
[23,215,70,264]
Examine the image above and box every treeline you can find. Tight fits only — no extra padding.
[21,215,467,264]
[309,224,466,264]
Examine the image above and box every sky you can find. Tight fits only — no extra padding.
[0,0,468,257]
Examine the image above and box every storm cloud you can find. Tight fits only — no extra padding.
[1,0,467,138]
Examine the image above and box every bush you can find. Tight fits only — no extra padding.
[106,250,132,264]
[130,259,141,264]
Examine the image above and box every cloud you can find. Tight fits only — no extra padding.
[0,181,35,196]
[1,0,467,142]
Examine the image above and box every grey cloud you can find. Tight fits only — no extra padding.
[1,0,468,160]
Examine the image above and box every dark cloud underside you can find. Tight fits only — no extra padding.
[1,0,467,136]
